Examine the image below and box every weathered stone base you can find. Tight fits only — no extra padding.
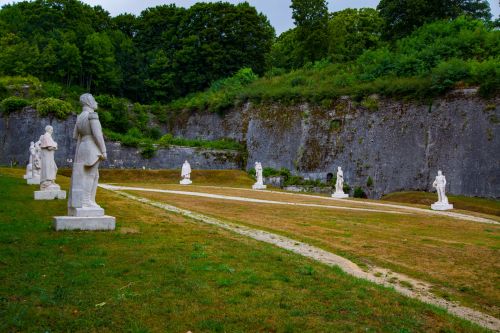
[53,216,116,231]
[431,203,454,211]
[252,184,267,190]
[23,175,31,180]
[180,179,192,185]
[27,178,40,185]
[332,193,349,199]
[34,190,66,200]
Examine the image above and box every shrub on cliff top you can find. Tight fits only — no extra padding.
[0,96,30,114]
[35,97,73,119]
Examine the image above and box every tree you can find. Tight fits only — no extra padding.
[328,8,384,62]
[267,29,303,70]
[82,32,120,92]
[290,0,329,64]
[377,0,492,40]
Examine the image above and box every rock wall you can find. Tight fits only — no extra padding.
[167,89,500,198]
[1,89,499,198]
[0,108,241,170]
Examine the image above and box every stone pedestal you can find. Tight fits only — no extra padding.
[34,190,66,200]
[54,207,115,231]
[431,202,454,211]
[24,175,31,180]
[180,179,192,185]
[252,183,267,190]
[27,178,40,185]
[332,192,349,199]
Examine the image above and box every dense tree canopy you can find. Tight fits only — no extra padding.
[377,0,492,39]
[0,0,275,103]
[290,0,329,65]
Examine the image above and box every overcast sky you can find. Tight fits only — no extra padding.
[0,0,499,34]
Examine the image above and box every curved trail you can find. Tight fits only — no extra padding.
[100,184,411,215]
[103,184,499,224]
[103,186,500,331]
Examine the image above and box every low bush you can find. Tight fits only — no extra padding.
[0,96,30,114]
[35,97,73,119]
[353,187,367,198]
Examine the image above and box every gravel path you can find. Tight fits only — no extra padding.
[105,184,499,225]
[104,187,500,331]
[100,184,412,215]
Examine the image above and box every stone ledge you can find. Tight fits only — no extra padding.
[34,190,66,200]
[53,216,116,231]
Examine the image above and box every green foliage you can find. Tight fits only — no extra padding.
[0,96,29,114]
[377,0,491,39]
[328,8,385,62]
[0,1,274,104]
[367,176,374,188]
[35,98,73,119]
[291,0,329,64]
[353,187,367,198]
[0,76,42,98]
[158,133,243,151]
[140,142,156,159]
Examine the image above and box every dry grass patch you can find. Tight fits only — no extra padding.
[128,189,500,319]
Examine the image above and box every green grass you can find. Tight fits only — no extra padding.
[382,191,500,217]
[0,169,490,332]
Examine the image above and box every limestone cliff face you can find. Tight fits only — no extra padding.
[0,108,241,171]
[1,89,499,198]
[166,89,500,198]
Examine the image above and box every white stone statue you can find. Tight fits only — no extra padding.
[431,170,453,210]
[34,125,66,200]
[252,162,267,190]
[332,166,349,199]
[28,140,42,185]
[54,93,115,231]
[180,160,192,185]
[24,141,34,180]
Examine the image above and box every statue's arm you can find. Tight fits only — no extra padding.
[89,113,107,159]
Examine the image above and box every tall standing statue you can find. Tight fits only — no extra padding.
[332,166,349,199]
[431,170,453,210]
[180,160,192,185]
[252,162,267,190]
[54,93,115,231]
[28,140,42,185]
[34,126,66,200]
[24,141,34,180]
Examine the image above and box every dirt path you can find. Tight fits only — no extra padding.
[102,184,499,225]
[104,187,500,331]
[100,184,410,215]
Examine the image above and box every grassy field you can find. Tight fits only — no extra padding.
[383,192,500,217]
[0,168,493,332]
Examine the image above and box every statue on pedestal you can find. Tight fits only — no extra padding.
[54,93,115,231]
[28,140,42,185]
[332,166,349,199]
[24,141,34,180]
[34,126,66,200]
[39,126,60,191]
[252,162,267,190]
[180,160,192,185]
[431,170,453,210]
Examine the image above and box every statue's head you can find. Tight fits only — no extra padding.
[438,170,443,176]
[184,160,188,164]
[80,93,98,110]
[45,125,53,134]
[338,166,342,171]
